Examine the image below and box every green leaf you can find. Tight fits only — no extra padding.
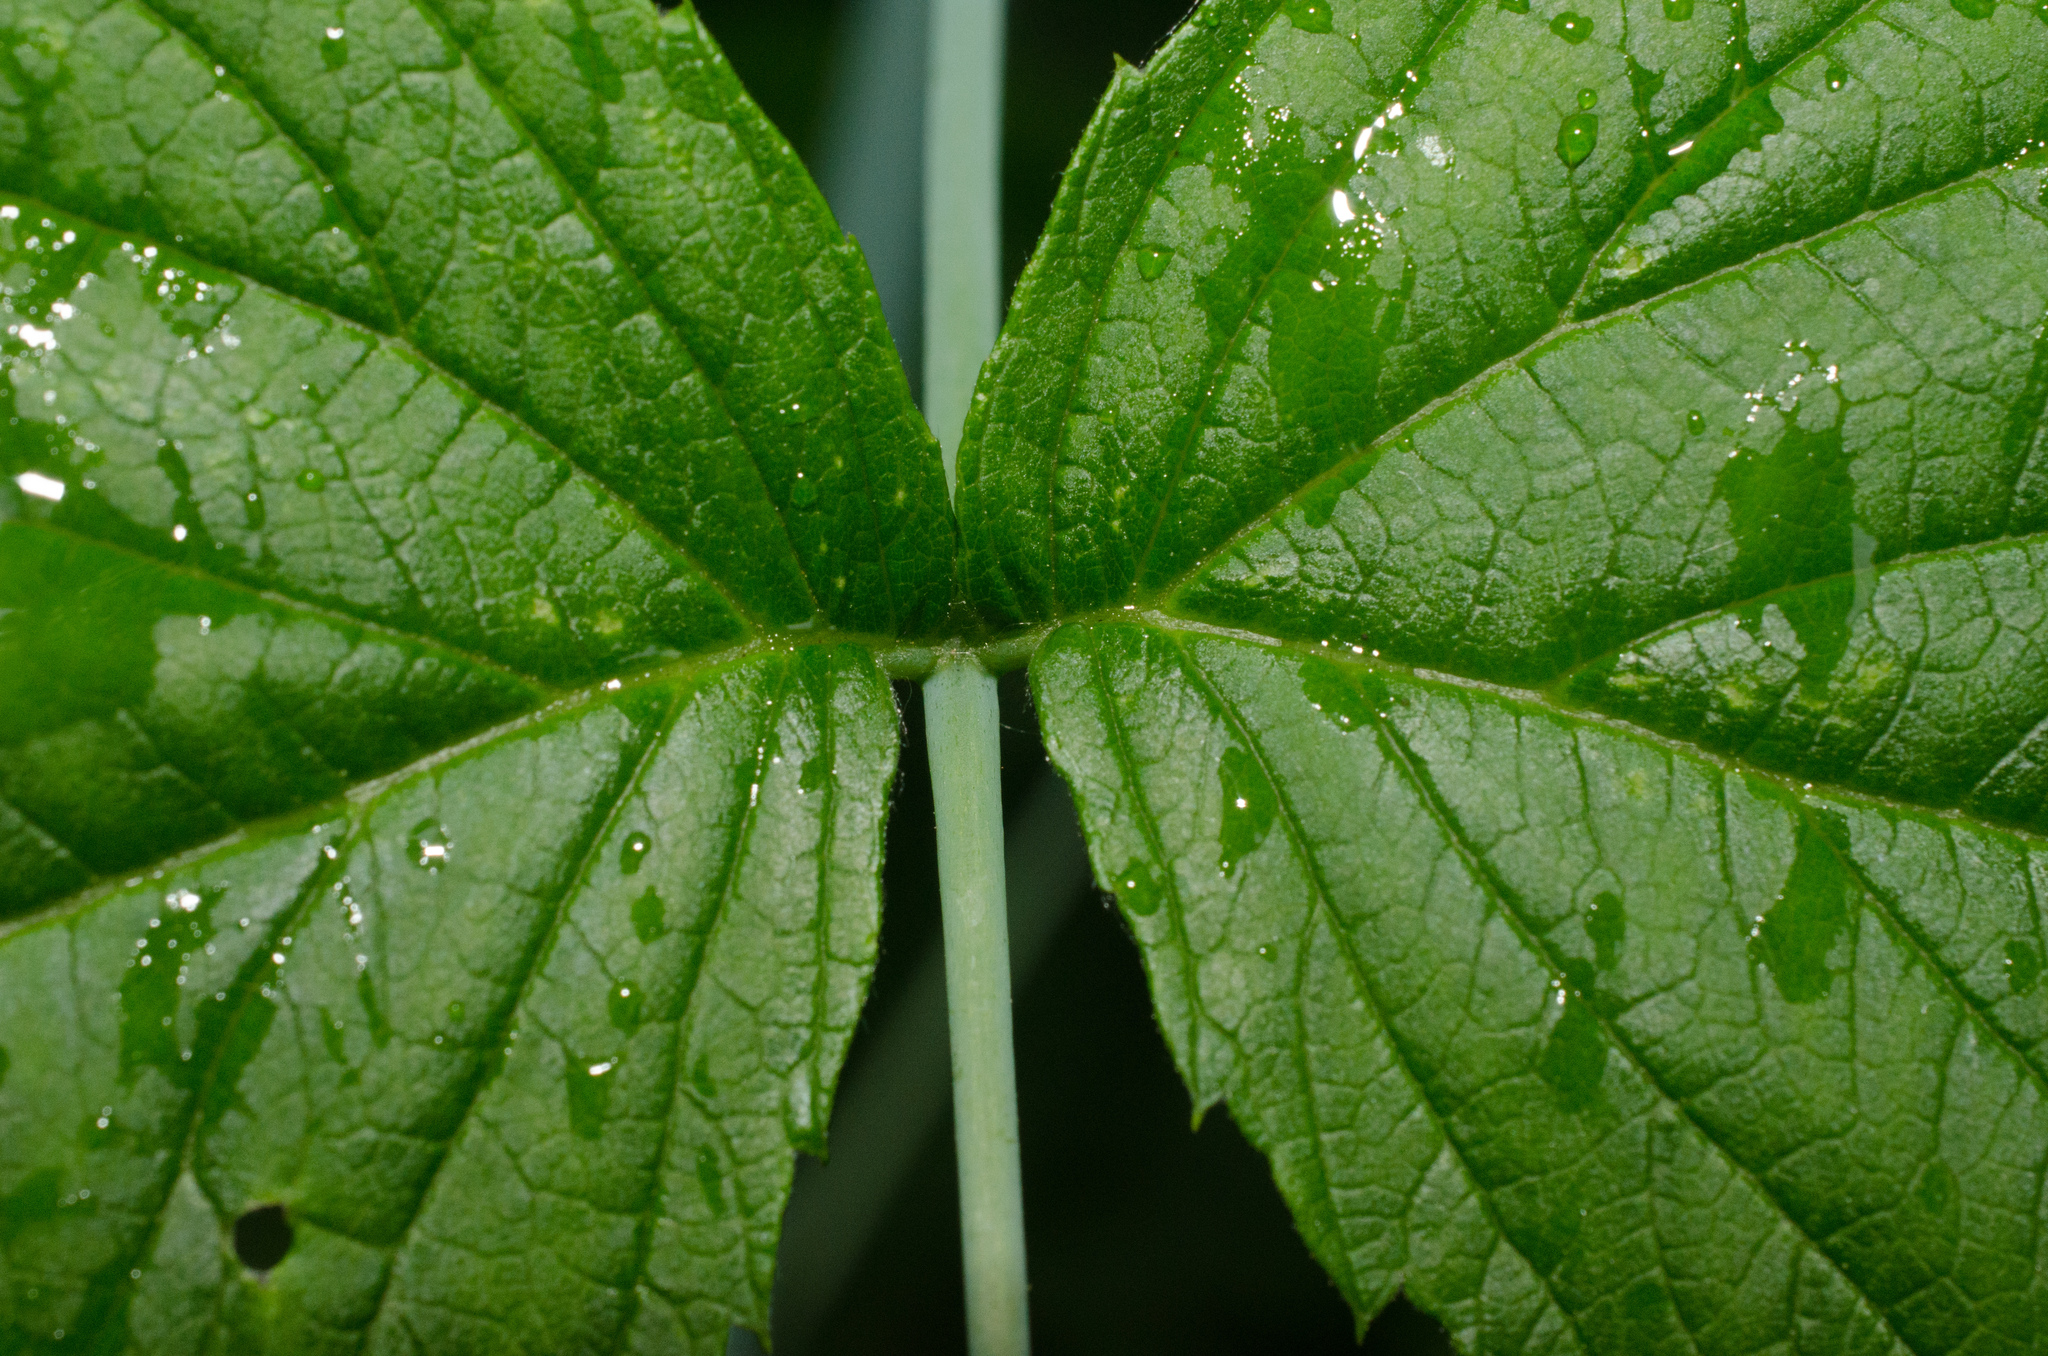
[10,0,2048,1344]
[982,0,2048,1346]
[1038,622,2047,1352]
[0,0,936,1347]
[0,646,898,1354]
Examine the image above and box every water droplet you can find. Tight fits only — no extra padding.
[1113,860,1165,918]
[1586,891,1625,970]
[1825,62,1850,90]
[320,29,348,68]
[691,1052,718,1100]
[567,1057,612,1139]
[445,1001,464,1023]
[1136,244,1174,281]
[410,820,451,869]
[357,972,393,1048]
[1218,748,1277,876]
[2008,940,2043,995]
[1556,112,1599,168]
[295,468,326,493]
[1662,0,1693,17]
[800,753,830,795]
[620,832,651,875]
[1577,88,1599,110]
[695,1146,727,1216]
[319,1010,347,1064]
[786,1064,815,1138]
[1910,1160,1957,1227]
[1749,818,1851,1004]
[608,984,643,1032]
[1686,410,1705,436]
[1948,0,1993,17]
[1300,656,1386,732]
[1282,0,1334,31]
[789,474,818,508]
[242,488,265,530]
[1537,998,1606,1110]
[1549,10,1593,41]
[631,888,665,944]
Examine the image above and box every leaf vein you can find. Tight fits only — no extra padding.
[409,0,820,619]
[73,841,343,1353]
[0,189,766,638]
[1166,630,1597,1352]
[353,685,685,1348]
[1158,166,2019,606]
[1802,800,2048,1093]
[612,663,788,1346]
[1365,687,1932,1355]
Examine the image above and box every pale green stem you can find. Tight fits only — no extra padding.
[924,1,1024,1350]
[923,661,1030,1356]
[924,0,1005,490]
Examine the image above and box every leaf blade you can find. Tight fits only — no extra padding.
[5,0,953,633]
[1037,620,2046,1353]
[0,644,897,1355]
[0,1,938,1347]
[961,0,2048,631]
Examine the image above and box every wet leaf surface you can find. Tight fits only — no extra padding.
[0,0,938,1348]
[986,0,2048,1347]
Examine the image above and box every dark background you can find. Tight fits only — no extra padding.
[683,3,1458,1351]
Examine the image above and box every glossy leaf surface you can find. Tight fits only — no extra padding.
[0,647,896,1355]
[988,0,2048,1347]
[1037,623,2046,1353]
[8,0,2048,1344]
[0,0,935,1348]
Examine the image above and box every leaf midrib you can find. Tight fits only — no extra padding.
[402,0,825,621]
[0,637,803,941]
[8,515,559,698]
[1135,614,2048,1105]
[652,4,915,639]
[72,843,345,1353]
[1124,0,1488,592]
[1555,0,1895,318]
[11,566,2023,949]
[1354,666,1929,1356]
[351,680,688,1349]
[1161,626,2009,1355]
[605,660,794,1344]
[1162,630,1599,1353]
[1009,0,1949,611]
[1120,606,2048,850]
[1105,119,2042,620]
[0,190,770,647]
[1546,528,2048,690]
[60,0,806,633]
[1145,167,2048,622]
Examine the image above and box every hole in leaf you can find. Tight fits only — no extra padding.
[233,1203,293,1271]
